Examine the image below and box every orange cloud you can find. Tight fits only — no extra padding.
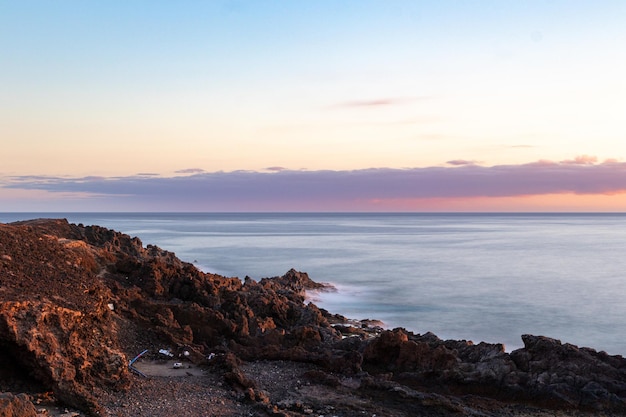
[366,193,626,212]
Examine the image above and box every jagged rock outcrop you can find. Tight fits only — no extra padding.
[355,328,626,411]
[0,393,37,417]
[509,334,626,409]
[0,301,128,413]
[0,221,131,415]
[2,218,626,416]
[0,219,344,414]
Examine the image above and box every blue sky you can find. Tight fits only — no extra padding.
[1,1,625,211]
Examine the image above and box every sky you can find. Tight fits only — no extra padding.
[1,1,626,212]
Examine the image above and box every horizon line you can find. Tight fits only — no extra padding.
[2,211,625,215]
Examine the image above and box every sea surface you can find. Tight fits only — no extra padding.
[2,212,626,355]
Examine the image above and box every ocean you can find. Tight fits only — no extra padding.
[2,212,626,355]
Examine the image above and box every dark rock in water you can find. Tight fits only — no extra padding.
[507,334,626,409]
[2,218,626,416]
[260,268,334,293]
[358,328,626,411]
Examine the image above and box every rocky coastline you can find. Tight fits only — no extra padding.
[1,218,626,416]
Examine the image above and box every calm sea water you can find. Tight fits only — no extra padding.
[2,212,626,355]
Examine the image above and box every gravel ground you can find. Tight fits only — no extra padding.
[21,359,626,417]
[96,373,256,417]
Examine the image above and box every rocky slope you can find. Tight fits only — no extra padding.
[1,218,626,416]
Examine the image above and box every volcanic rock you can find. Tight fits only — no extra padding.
[2,218,626,417]
[0,393,37,417]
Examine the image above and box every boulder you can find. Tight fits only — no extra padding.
[0,393,37,417]
[0,301,128,413]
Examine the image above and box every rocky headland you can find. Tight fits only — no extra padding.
[1,219,626,416]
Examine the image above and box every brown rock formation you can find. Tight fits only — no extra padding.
[2,218,626,417]
[0,393,37,417]
[0,220,130,415]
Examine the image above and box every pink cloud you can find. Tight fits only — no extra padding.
[175,168,206,174]
[331,96,429,109]
[560,155,598,165]
[446,160,480,166]
[4,156,626,211]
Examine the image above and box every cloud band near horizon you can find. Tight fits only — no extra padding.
[3,159,626,211]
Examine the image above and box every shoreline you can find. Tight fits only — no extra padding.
[2,218,626,416]
[3,212,624,356]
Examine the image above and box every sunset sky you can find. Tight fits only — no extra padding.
[2,1,626,211]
